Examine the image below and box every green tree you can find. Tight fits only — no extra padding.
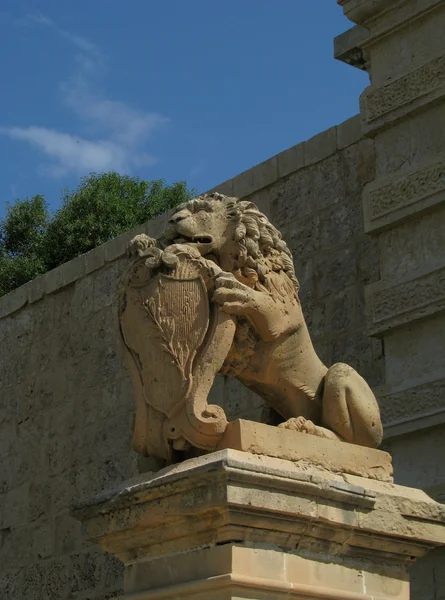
[0,172,194,297]
[0,195,48,296]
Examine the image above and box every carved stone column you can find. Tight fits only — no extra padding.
[336,2,445,595]
[73,425,445,600]
[337,0,445,437]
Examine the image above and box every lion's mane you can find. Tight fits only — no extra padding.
[167,192,299,299]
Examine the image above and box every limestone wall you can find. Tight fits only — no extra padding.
[0,116,384,599]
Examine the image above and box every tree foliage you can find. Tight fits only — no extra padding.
[0,172,194,297]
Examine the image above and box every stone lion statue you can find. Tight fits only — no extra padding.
[118,193,383,462]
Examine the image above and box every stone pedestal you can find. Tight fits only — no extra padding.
[73,423,445,599]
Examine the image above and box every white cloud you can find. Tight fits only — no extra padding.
[62,75,168,146]
[2,14,168,178]
[25,13,103,63]
[1,126,129,175]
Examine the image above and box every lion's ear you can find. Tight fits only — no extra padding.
[239,201,259,214]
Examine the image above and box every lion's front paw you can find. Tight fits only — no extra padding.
[128,234,156,258]
[212,272,254,316]
[278,416,317,435]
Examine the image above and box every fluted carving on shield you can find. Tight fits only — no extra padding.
[117,243,230,462]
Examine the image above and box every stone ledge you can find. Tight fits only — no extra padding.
[0,214,167,319]
[384,408,445,441]
[0,284,27,320]
[363,154,445,233]
[217,419,393,482]
[365,266,445,335]
[72,447,445,566]
[334,25,370,72]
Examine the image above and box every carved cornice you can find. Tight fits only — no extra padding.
[361,54,445,134]
[366,266,445,335]
[338,0,393,25]
[363,154,445,232]
[334,26,370,72]
[339,0,444,35]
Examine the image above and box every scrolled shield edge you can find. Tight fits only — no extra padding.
[116,250,229,462]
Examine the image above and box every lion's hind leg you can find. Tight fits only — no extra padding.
[320,363,383,448]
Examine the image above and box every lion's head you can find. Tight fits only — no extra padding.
[163,192,299,298]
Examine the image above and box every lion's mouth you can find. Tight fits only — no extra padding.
[173,234,213,245]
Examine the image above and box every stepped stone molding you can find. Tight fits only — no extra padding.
[361,54,445,134]
[366,266,445,335]
[73,448,445,600]
[363,154,445,232]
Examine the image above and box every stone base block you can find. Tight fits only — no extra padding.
[73,447,445,600]
[123,543,408,600]
[218,419,393,481]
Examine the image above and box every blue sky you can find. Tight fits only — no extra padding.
[0,1,368,217]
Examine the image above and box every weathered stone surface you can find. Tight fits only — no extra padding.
[378,204,445,281]
[72,449,445,599]
[252,155,278,190]
[361,54,445,134]
[0,284,27,319]
[62,255,86,287]
[383,315,445,387]
[364,154,445,233]
[380,377,445,431]
[277,142,305,178]
[366,266,445,336]
[337,114,363,149]
[304,126,337,165]
[121,543,408,599]
[217,420,393,481]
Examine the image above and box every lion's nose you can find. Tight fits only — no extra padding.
[169,209,190,224]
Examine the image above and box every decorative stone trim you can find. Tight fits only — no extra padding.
[366,266,445,335]
[384,408,445,440]
[361,54,445,134]
[380,377,445,430]
[363,155,445,232]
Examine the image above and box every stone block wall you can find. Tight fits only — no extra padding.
[0,115,386,599]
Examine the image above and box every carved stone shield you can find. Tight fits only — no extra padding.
[121,273,209,418]
[117,243,232,461]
